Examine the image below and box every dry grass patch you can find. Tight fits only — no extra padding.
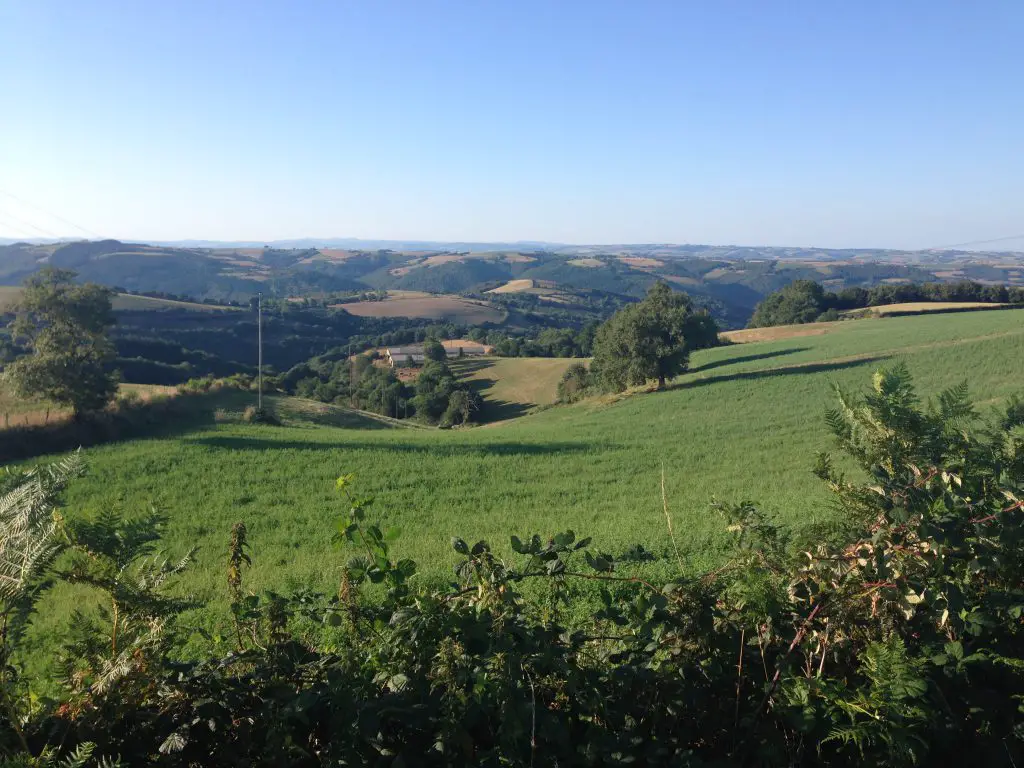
[720,320,841,344]
[487,279,535,294]
[421,253,468,267]
[853,302,1005,317]
[618,256,665,269]
[567,258,604,268]
[0,382,178,430]
[335,296,506,324]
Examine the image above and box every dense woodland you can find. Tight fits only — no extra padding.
[749,279,1024,327]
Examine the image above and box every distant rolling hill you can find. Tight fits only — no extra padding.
[0,285,237,313]
[3,238,1024,327]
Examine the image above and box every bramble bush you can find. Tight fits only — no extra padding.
[1,365,1022,766]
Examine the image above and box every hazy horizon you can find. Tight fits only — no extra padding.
[5,233,1024,255]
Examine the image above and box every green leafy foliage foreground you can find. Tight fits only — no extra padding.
[2,366,1023,766]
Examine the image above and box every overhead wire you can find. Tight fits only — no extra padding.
[930,234,1024,250]
[0,190,103,239]
[0,207,61,239]
[0,216,37,239]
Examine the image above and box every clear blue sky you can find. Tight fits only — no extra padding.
[1,0,1021,249]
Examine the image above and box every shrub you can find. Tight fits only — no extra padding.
[556,361,593,403]
[241,405,279,425]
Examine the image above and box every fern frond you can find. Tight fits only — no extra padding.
[58,742,96,768]
[0,452,84,601]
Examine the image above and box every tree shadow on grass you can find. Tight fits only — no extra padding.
[186,436,597,456]
[452,359,534,422]
[449,358,497,376]
[689,346,810,374]
[675,355,889,391]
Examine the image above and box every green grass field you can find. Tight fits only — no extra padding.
[451,356,578,421]
[20,308,1024,675]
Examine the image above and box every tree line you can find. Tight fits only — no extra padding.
[749,278,1024,327]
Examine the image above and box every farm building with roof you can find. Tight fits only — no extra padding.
[384,341,490,368]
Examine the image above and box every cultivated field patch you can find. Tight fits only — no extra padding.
[851,301,1005,316]
[334,295,506,324]
[486,279,535,294]
[720,320,840,343]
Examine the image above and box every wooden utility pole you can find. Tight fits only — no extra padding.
[257,292,263,411]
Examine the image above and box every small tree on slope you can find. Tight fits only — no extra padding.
[5,268,118,418]
[591,280,718,391]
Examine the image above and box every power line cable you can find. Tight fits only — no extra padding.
[930,234,1024,250]
[0,207,61,238]
[0,190,103,239]
[0,214,40,240]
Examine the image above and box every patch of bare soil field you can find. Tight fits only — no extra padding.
[720,321,841,344]
[334,296,506,323]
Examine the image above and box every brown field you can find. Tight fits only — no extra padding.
[853,302,1005,317]
[487,279,535,294]
[421,253,468,267]
[316,249,358,262]
[334,296,506,324]
[618,256,665,269]
[720,320,841,344]
[439,338,493,352]
[567,258,604,268]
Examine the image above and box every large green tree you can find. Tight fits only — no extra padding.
[748,279,828,327]
[5,268,118,418]
[591,281,718,391]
